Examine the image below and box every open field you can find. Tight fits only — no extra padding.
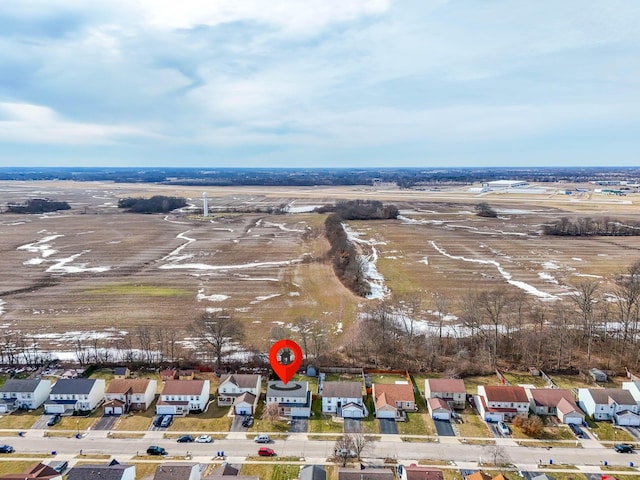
[0,180,639,363]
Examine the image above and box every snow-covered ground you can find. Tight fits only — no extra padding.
[342,223,389,299]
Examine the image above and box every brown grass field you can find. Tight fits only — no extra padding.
[0,180,639,360]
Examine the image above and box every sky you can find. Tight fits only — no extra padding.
[0,0,639,168]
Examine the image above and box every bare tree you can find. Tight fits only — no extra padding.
[349,432,370,460]
[261,402,280,423]
[333,435,356,467]
[569,279,600,366]
[294,317,313,360]
[193,310,245,369]
[477,288,513,367]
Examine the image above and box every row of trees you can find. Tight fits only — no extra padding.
[543,217,640,236]
[117,196,187,213]
[5,198,71,214]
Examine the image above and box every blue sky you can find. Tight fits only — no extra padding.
[0,0,639,168]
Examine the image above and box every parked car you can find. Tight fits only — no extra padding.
[160,415,173,428]
[153,415,164,427]
[47,415,61,427]
[146,446,167,456]
[195,435,212,443]
[49,461,69,473]
[0,445,15,454]
[497,421,510,435]
[177,435,194,443]
[242,416,254,428]
[254,434,270,443]
[569,423,585,438]
[335,448,357,458]
[258,447,276,457]
[614,443,634,453]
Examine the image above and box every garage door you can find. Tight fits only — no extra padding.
[235,406,251,416]
[45,405,65,414]
[113,406,123,415]
[485,413,502,423]
[433,411,451,421]
[343,409,363,419]
[156,406,177,415]
[563,415,583,425]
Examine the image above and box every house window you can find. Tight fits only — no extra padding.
[406,402,411,407]
[511,403,514,407]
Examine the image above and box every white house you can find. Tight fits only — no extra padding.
[476,385,529,422]
[103,378,157,415]
[622,381,640,403]
[0,378,51,413]
[577,388,638,421]
[321,381,366,418]
[425,379,466,410]
[44,379,105,414]
[266,381,311,418]
[156,380,210,415]
[217,374,262,415]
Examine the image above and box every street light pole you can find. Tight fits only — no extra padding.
[76,420,80,437]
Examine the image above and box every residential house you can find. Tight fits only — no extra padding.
[0,463,62,480]
[372,382,416,420]
[464,472,492,480]
[103,378,157,415]
[428,398,453,421]
[526,389,584,424]
[156,380,210,415]
[113,367,130,379]
[622,381,640,403]
[217,374,262,415]
[476,385,529,422]
[0,379,51,413]
[153,463,200,480]
[66,461,135,480]
[161,369,178,381]
[425,378,466,410]
[205,462,260,480]
[321,381,366,418]
[266,381,311,418]
[577,388,638,422]
[44,379,105,414]
[531,474,556,480]
[299,465,326,480]
[398,466,444,480]
[338,469,394,480]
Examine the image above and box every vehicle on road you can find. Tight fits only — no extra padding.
[254,434,270,443]
[160,415,173,428]
[0,445,15,453]
[258,447,276,456]
[497,421,510,435]
[614,443,634,453]
[335,448,357,458]
[242,416,254,427]
[47,415,61,427]
[177,435,194,443]
[146,446,167,456]
[195,435,212,443]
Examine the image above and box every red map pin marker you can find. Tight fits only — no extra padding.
[269,339,303,385]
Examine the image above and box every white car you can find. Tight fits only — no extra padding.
[195,435,213,443]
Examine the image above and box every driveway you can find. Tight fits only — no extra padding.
[344,418,363,433]
[94,416,118,431]
[32,415,54,430]
[434,419,455,436]
[289,417,308,433]
[230,416,247,433]
[378,418,398,434]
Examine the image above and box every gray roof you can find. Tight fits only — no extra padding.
[531,474,555,480]
[338,468,394,480]
[51,379,97,395]
[0,379,43,393]
[300,465,326,480]
[267,381,309,399]
[67,463,133,480]
[588,388,636,405]
[322,381,362,399]
[153,463,199,480]
[209,463,238,476]
[220,374,261,389]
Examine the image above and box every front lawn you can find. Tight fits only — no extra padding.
[169,404,232,432]
[457,408,491,438]
[397,413,434,436]
[308,398,343,434]
[0,409,42,429]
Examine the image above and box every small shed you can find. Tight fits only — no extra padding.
[306,366,317,377]
[589,368,608,383]
[615,410,640,427]
[114,367,130,379]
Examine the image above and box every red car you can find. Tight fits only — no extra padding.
[258,447,276,457]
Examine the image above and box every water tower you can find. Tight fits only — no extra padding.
[202,192,209,217]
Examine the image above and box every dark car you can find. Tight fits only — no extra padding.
[153,415,164,427]
[177,435,194,443]
[614,443,634,453]
[569,423,585,438]
[146,446,167,456]
[242,416,254,427]
[47,415,61,427]
[0,445,15,454]
[160,415,173,428]
[50,461,69,473]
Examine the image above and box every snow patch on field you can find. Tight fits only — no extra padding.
[538,272,559,284]
[160,259,300,271]
[429,241,556,300]
[573,273,603,279]
[17,234,63,258]
[263,221,306,233]
[46,252,111,274]
[342,223,389,299]
[0,299,5,316]
[542,261,561,270]
[196,289,229,302]
[572,258,583,261]
[251,293,282,304]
